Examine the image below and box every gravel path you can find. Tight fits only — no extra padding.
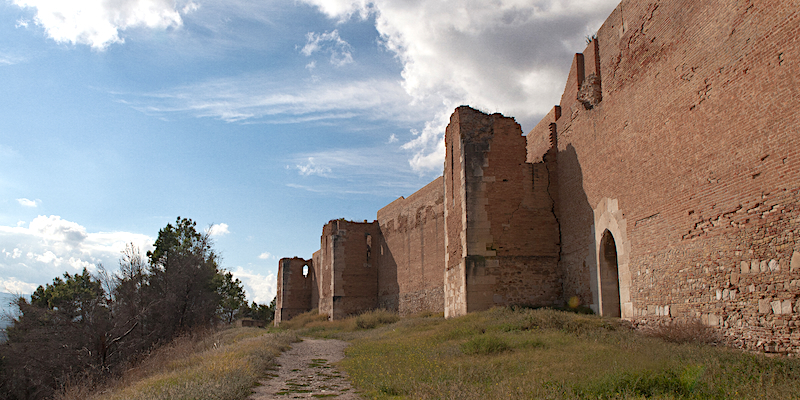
[248,338,363,399]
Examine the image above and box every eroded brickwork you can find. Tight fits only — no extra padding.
[444,106,562,317]
[274,257,313,325]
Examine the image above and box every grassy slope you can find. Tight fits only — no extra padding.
[291,308,800,400]
[76,328,297,400]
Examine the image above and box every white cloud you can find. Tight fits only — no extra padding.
[300,0,619,172]
[12,0,198,50]
[206,223,230,237]
[0,277,38,295]
[286,147,435,196]
[119,76,431,124]
[0,216,154,293]
[296,157,332,177]
[258,252,273,260]
[387,133,398,144]
[16,198,40,208]
[230,266,276,304]
[301,30,354,66]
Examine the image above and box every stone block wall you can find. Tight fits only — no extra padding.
[377,177,445,315]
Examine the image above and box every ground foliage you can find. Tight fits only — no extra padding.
[286,307,800,399]
[0,217,274,400]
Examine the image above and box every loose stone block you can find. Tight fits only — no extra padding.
[760,260,768,273]
[792,251,800,272]
[741,261,750,274]
[759,299,772,314]
[769,259,779,272]
[782,300,793,315]
[772,300,783,315]
[752,260,760,273]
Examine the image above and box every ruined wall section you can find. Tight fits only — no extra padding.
[274,257,313,325]
[553,0,800,353]
[445,106,562,317]
[377,177,445,315]
[444,109,468,318]
[322,219,380,319]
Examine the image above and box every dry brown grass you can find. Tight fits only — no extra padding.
[58,327,297,400]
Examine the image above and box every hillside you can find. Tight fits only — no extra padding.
[289,308,800,399]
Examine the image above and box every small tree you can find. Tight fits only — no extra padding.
[215,271,247,323]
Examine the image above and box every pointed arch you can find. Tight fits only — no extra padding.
[591,198,632,318]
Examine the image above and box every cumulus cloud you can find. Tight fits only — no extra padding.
[230,266,276,304]
[301,0,619,172]
[258,252,273,260]
[12,0,199,50]
[0,216,154,294]
[16,198,40,208]
[206,223,230,237]
[301,30,354,66]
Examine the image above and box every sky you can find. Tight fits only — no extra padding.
[0,0,619,310]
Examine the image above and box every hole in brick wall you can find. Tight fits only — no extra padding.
[303,265,308,277]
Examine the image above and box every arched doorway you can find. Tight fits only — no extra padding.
[599,229,621,317]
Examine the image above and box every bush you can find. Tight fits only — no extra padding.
[460,334,510,355]
[355,309,400,329]
[278,309,329,330]
[644,319,720,344]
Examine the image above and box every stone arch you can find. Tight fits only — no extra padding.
[598,229,620,317]
[591,198,632,318]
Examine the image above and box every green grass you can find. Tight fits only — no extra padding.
[79,327,298,400]
[287,307,800,399]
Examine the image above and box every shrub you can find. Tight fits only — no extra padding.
[355,309,400,329]
[278,309,329,330]
[644,319,720,345]
[460,334,510,355]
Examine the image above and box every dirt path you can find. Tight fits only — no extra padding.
[248,338,363,399]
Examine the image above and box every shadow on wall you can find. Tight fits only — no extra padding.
[554,144,603,315]
[378,233,400,311]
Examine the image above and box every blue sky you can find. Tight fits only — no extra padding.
[0,0,618,307]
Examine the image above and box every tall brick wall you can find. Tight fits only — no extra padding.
[445,106,562,317]
[274,257,314,325]
[548,0,800,353]
[377,177,445,315]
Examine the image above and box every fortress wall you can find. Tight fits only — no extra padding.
[376,177,445,315]
[445,106,562,316]
[274,257,313,324]
[324,220,380,319]
[554,0,800,352]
